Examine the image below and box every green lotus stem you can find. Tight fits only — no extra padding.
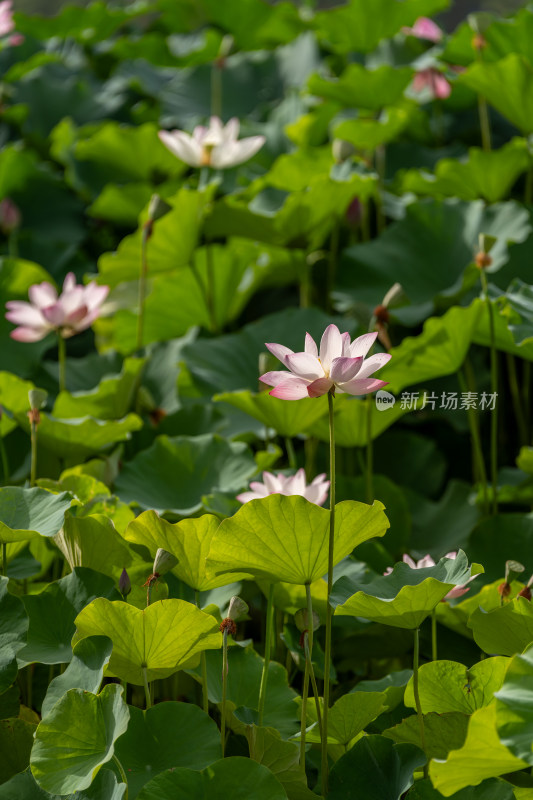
[142,665,151,709]
[431,610,437,662]
[477,96,492,152]
[136,223,151,351]
[326,219,340,314]
[221,628,228,756]
[1,543,6,577]
[205,245,219,334]
[523,361,531,439]
[30,419,38,488]
[112,754,129,799]
[506,354,528,446]
[57,334,66,394]
[321,390,336,795]
[365,394,374,504]
[525,168,532,206]
[299,649,310,773]
[375,145,386,234]
[211,61,222,120]
[121,680,128,704]
[0,435,9,484]
[479,270,498,515]
[195,590,209,714]
[413,627,428,779]
[258,582,275,726]
[458,369,488,515]
[285,436,297,470]
[305,583,322,737]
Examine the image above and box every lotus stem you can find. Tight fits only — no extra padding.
[321,390,336,795]
[326,219,340,314]
[136,222,151,351]
[375,145,386,234]
[305,583,322,738]
[1,543,6,577]
[57,334,66,394]
[30,418,38,488]
[506,354,528,447]
[458,368,488,515]
[211,60,222,120]
[142,665,151,709]
[205,245,219,334]
[221,628,228,756]
[365,394,374,504]
[285,436,297,470]
[413,627,428,778]
[0,435,9,484]
[258,582,275,726]
[299,646,310,773]
[195,590,209,714]
[431,609,437,662]
[477,96,492,152]
[479,270,498,514]
[112,754,129,799]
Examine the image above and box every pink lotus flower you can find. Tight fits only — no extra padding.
[0,197,21,233]
[0,0,14,36]
[385,552,477,600]
[5,273,109,342]
[260,324,391,400]
[402,17,443,43]
[159,116,266,170]
[412,68,451,100]
[237,468,329,506]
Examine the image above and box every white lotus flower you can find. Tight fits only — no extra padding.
[158,116,265,170]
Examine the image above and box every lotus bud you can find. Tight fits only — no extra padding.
[332,138,355,163]
[345,197,363,228]
[294,607,320,634]
[119,568,131,598]
[147,194,172,223]
[0,198,21,234]
[227,595,249,621]
[153,547,178,576]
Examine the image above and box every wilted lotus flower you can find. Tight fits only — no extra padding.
[412,68,451,100]
[402,17,443,42]
[237,468,329,506]
[384,552,477,600]
[260,324,390,400]
[5,273,109,342]
[159,116,266,170]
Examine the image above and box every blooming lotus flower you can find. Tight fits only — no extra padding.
[0,0,14,36]
[5,273,109,342]
[384,552,477,600]
[237,468,329,506]
[158,116,265,170]
[402,17,443,42]
[412,68,451,100]
[260,324,391,400]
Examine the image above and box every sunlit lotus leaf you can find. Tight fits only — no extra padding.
[0,487,72,545]
[469,598,533,656]
[309,64,412,110]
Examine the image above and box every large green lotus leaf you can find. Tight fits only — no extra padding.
[41,635,113,720]
[73,598,221,684]
[214,390,329,437]
[334,106,416,151]
[337,200,530,319]
[0,577,28,693]
[471,295,533,362]
[17,568,119,667]
[494,642,533,765]
[30,684,129,795]
[0,259,53,377]
[308,64,412,111]
[302,691,387,746]
[0,685,20,720]
[264,148,334,192]
[467,513,533,585]
[115,434,257,515]
[0,718,37,784]
[383,712,469,760]
[246,725,316,800]
[136,757,288,800]
[429,703,526,796]
[54,513,133,580]
[403,657,508,715]
[332,552,482,629]
[52,358,145,420]
[407,777,515,800]
[88,182,155,226]
[314,0,447,53]
[200,644,298,738]
[469,599,533,657]
[114,702,221,799]
[206,494,389,585]
[97,188,207,289]
[353,670,412,712]
[328,735,425,800]
[400,140,530,203]
[443,7,533,67]
[0,488,72,545]
[459,54,533,134]
[0,767,126,799]
[435,578,524,641]
[182,307,347,394]
[123,511,250,591]
[15,1,147,43]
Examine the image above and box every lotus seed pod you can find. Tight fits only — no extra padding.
[227,596,249,621]
[382,282,404,309]
[332,138,355,163]
[294,607,320,633]
[147,194,172,222]
[28,389,47,410]
[505,560,525,584]
[153,548,178,576]
[119,568,131,597]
